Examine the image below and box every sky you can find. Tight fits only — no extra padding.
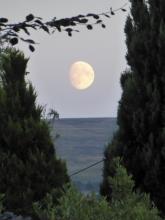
[1,0,129,118]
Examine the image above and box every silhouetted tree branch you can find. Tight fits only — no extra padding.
[48,108,59,121]
[0,3,128,51]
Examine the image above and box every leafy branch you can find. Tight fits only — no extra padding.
[0,3,128,52]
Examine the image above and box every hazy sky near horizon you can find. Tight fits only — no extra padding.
[1,0,129,118]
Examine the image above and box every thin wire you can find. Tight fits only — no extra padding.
[98,1,129,16]
[69,159,104,177]
[114,2,128,12]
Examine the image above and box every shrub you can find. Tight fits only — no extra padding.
[34,158,161,220]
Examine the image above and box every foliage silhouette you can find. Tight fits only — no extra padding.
[0,48,69,216]
[0,3,128,51]
[48,109,59,121]
[101,0,165,215]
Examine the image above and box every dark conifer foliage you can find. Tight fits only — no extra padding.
[101,0,165,214]
[0,48,69,216]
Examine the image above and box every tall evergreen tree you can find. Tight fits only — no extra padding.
[0,48,69,216]
[101,0,165,214]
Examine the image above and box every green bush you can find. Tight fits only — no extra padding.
[108,158,161,220]
[34,158,161,220]
[33,185,111,220]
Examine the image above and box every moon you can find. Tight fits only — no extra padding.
[70,61,95,90]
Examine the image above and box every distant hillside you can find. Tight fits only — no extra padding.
[51,118,117,194]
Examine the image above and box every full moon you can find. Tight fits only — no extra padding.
[70,61,95,90]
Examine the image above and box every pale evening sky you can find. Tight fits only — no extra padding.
[1,0,129,118]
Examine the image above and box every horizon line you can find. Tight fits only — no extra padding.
[59,116,117,120]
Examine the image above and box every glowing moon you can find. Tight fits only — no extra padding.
[70,61,95,90]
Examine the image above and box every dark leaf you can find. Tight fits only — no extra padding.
[87,13,95,17]
[121,8,127,12]
[78,15,85,18]
[87,13,99,19]
[56,25,61,32]
[110,8,115,15]
[10,38,18,45]
[65,28,73,32]
[79,18,88,24]
[87,24,93,30]
[93,14,100,19]
[41,25,49,33]
[0,18,8,23]
[35,19,43,25]
[68,32,72,37]
[103,13,110,18]
[65,28,73,36]
[21,38,35,44]
[101,24,106,28]
[96,20,102,24]
[26,39,35,44]
[26,14,34,22]
[29,45,35,52]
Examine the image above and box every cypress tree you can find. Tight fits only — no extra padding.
[101,0,165,214]
[0,48,69,216]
